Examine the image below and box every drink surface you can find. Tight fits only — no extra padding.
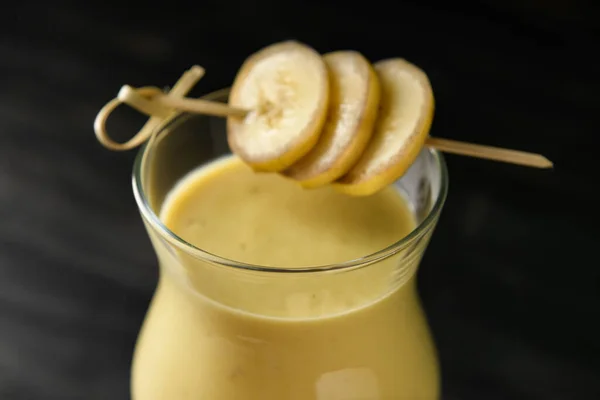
[161,155,415,267]
[132,155,439,399]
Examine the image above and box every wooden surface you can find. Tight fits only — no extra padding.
[1,1,599,399]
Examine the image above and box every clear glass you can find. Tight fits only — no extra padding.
[131,89,448,399]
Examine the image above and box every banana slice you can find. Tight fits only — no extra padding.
[227,41,329,172]
[284,51,380,188]
[333,58,434,196]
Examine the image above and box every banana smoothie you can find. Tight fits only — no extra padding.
[131,155,439,399]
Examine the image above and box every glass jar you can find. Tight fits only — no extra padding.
[130,89,448,400]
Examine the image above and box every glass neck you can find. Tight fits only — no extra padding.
[143,216,436,319]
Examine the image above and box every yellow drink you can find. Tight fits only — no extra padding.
[132,155,440,399]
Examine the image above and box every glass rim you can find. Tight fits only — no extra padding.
[132,88,449,274]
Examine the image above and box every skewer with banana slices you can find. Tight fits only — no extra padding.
[95,40,553,196]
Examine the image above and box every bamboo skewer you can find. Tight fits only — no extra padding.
[94,67,553,169]
[152,91,248,118]
[425,137,553,169]
[94,66,205,150]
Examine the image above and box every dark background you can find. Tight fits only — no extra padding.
[1,0,599,399]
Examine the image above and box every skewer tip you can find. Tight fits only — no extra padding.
[537,155,554,169]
